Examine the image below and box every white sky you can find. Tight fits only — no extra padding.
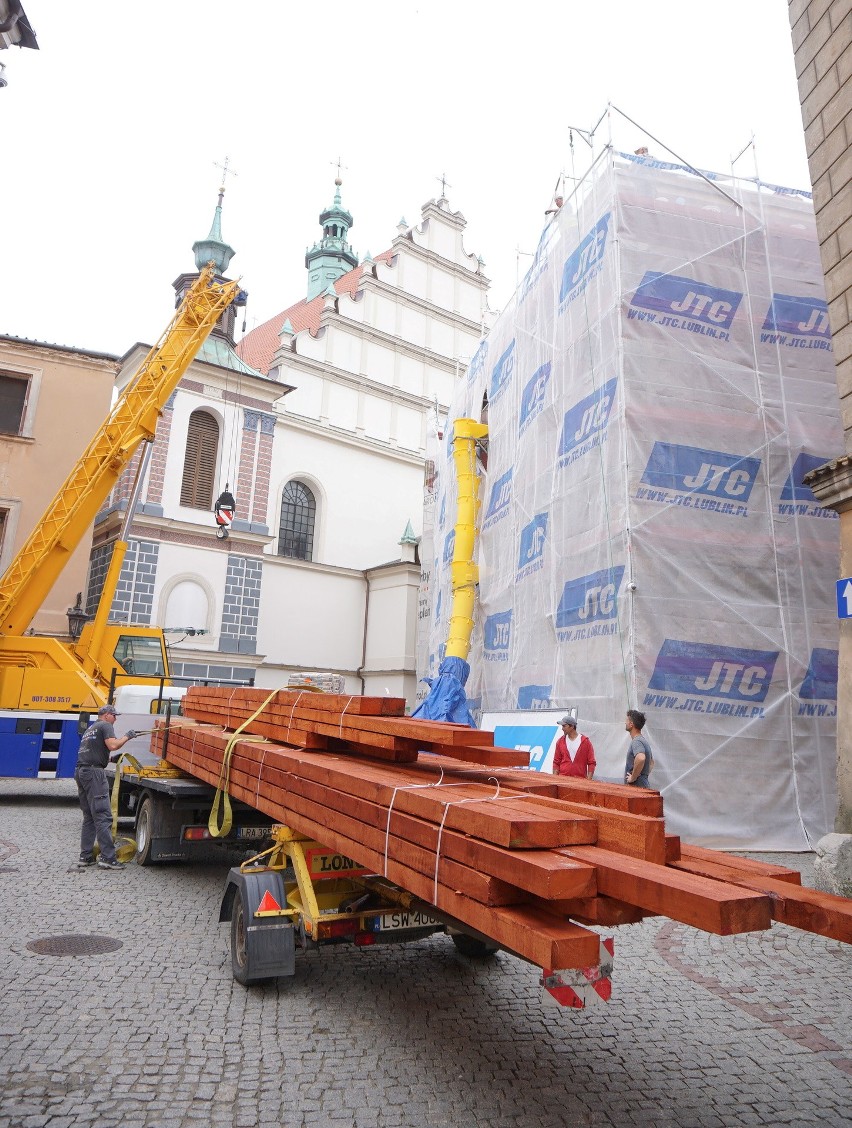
[1,0,809,358]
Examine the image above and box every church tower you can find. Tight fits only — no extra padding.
[172,170,241,348]
[304,177,358,300]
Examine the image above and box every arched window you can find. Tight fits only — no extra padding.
[278,481,316,560]
[180,410,219,509]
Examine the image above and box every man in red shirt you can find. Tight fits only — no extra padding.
[552,714,596,779]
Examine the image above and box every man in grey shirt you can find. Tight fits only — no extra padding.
[75,705,137,869]
[624,709,654,788]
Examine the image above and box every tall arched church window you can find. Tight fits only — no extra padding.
[180,410,219,509]
[278,481,316,560]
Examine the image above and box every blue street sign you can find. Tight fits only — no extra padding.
[836,577,852,619]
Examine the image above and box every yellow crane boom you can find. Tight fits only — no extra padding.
[0,265,240,636]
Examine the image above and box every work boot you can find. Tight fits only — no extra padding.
[76,856,96,868]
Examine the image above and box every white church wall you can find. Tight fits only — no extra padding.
[328,326,360,372]
[326,382,358,432]
[364,568,419,672]
[256,560,366,672]
[401,255,428,300]
[370,290,398,336]
[153,543,231,646]
[395,405,423,453]
[280,367,322,419]
[363,395,392,443]
[428,318,454,357]
[269,427,421,570]
[399,306,427,348]
[456,281,484,323]
[398,354,424,396]
[364,340,395,384]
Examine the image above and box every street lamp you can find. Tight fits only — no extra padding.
[66,592,89,641]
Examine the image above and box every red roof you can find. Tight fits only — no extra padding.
[236,251,394,375]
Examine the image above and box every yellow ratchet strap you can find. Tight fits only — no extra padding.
[208,686,280,838]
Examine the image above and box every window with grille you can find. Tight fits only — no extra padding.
[180,410,219,509]
[0,373,30,436]
[278,480,316,560]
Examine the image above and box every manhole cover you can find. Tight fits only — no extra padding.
[26,934,123,957]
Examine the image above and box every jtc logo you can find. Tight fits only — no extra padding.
[556,566,625,629]
[484,468,513,526]
[800,648,837,701]
[560,213,611,303]
[490,340,516,401]
[519,361,552,434]
[484,610,512,653]
[517,513,548,571]
[780,452,829,502]
[642,442,760,500]
[649,640,778,702]
[517,684,553,710]
[558,377,618,459]
[442,529,455,564]
[631,272,742,329]
[763,294,831,338]
[468,338,488,383]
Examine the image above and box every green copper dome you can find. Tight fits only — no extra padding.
[305,177,358,300]
[193,200,235,275]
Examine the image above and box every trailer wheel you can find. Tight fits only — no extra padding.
[230,891,272,986]
[135,796,158,866]
[451,932,498,959]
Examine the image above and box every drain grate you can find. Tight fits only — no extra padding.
[26,934,123,957]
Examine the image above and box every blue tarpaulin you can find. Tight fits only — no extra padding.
[411,656,476,727]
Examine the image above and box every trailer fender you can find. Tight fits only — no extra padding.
[220,867,295,984]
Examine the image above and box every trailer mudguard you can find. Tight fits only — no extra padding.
[220,868,295,981]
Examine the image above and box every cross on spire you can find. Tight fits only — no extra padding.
[436,172,452,198]
[213,156,238,205]
[331,156,348,183]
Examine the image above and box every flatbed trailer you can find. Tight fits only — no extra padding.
[108,758,610,1004]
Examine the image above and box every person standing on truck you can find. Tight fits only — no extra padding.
[75,705,137,870]
[624,709,654,788]
[552,715,596,779]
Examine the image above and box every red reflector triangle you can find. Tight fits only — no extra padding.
[257,890,282,913]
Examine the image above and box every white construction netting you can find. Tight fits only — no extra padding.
[417,150,841,850]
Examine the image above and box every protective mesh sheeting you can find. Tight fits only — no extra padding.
[416,152,841,850]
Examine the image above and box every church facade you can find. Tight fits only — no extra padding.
[90,181,490,703]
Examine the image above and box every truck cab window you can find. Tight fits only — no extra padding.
[113,634,167,678]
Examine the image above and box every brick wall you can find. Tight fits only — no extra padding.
[790,0,852,441]
[219,553,263,653]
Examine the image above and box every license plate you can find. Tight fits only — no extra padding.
[378,910,440,931]
[236,826,273,840]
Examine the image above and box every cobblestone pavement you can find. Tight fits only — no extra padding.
[1,778,850,1128]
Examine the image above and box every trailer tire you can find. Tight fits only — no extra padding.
[135,796,159,866]
[451,932,498,959]
[231,891,271,987]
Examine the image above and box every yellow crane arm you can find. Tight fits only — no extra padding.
[0,265,241,636]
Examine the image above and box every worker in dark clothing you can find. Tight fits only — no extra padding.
[75,705,137,870]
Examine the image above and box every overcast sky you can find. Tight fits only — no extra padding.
[2,1,809,358]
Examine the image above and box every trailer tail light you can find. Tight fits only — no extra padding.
[183,826,210,841]
[354,932,376,947]
[326,919,359,939]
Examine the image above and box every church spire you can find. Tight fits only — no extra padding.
[173,159,242,350]
[192,170,235,276]
[305,175,358,301]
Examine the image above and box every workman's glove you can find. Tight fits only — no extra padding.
[124,730,138,740]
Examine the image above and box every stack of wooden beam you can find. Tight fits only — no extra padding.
[154,686,852,968]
